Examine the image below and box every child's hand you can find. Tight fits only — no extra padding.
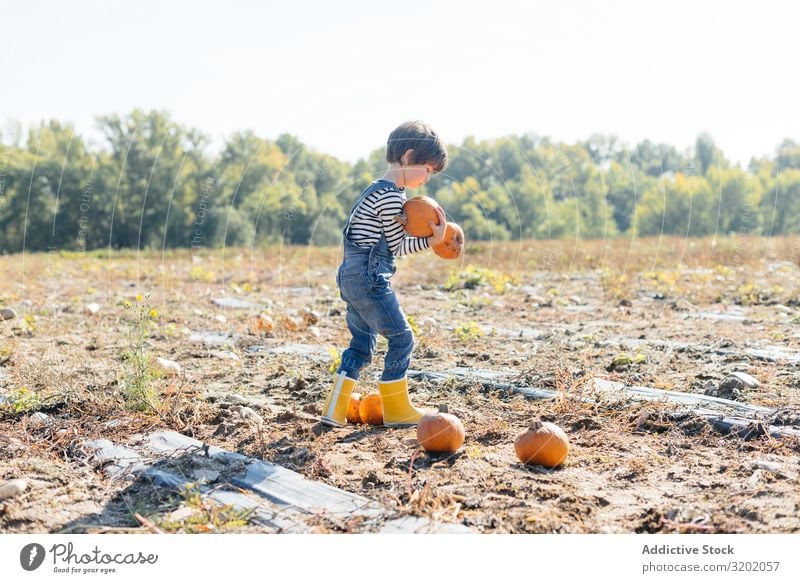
[426,207,447,246]
[393,213,408,227]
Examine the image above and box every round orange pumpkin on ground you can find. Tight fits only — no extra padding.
[514,420,569,468]
[346,393,362,424]
[433,223,464,260]
[416,410,465,453]
[359,394,383,426]
[402,196,443,237]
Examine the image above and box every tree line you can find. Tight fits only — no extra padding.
[1,109,798,253]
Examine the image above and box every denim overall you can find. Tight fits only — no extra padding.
[336,181,414,381]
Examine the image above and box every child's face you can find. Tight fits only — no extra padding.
[403,163,437,189]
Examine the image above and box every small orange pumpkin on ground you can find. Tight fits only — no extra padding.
[514,420,569,468]
[358,394,383,426]
[417,407,465,453]
[433,223,464,260]
[402,196,443,237]
[346,393,362,424]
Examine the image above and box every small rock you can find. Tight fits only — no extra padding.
[308,326,321,339]
[419,317,437,333]
[214,314,227,324]
[166,505,201,522]
[155,357,181,377]
[753,460,782,474]
[752,459,798,479]
[28,412,52,428]
[221,394,252,406]
[729,371,759,388]
[746,469,763,488]
[712,375,747,400]
[83,303,100,316]
[527,295,549,306]
[0,308,16,321]
[212,351,240,362]
[192,469,220,483]
[0,479,29,500]
[232,405,264,425]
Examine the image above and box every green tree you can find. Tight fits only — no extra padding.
[98,110,208,250]
[705,166,763,236]
[635,172,716,236]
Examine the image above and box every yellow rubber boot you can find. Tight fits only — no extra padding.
[378,377,423,427]
[321,372,357,427]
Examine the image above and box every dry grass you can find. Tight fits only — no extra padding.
[1,235,799,533]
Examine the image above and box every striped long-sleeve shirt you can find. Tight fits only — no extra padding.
[346,181,430,257]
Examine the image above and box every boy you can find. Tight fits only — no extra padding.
[321,121,448,427]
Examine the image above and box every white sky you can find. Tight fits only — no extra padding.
[2,0,799,164]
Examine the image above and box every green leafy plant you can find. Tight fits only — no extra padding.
[454,321,483,342]
[444,266,516,293]
[120,294,160,413]
[157,484,253,533]
[1,386,43,415]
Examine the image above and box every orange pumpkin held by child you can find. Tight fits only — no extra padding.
[432,223,464,260]
[514,420,569,468]
[416,408,465,453]
[401,196,443,237]
[359,394,384,426]
[346,393,362,424]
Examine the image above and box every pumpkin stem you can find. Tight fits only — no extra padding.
[438,404,449,414]
[528,419,544,431]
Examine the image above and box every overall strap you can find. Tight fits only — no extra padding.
[342,181,394,238]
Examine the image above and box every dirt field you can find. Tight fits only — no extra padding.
[1,237,799,533]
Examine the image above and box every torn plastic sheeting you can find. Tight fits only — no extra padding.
[407,369,558,401]
[378,515,471,534]
[212,298,265,310]
[145,430,382,519]
[188,332,235,347]
[84,439,146,478]
[410,369,778,418]
[591,337,800,364]
[246,343,332,362]
[588,378,775,416]
[142,468,187,489]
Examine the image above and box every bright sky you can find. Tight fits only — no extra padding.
[2,0,799,164]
